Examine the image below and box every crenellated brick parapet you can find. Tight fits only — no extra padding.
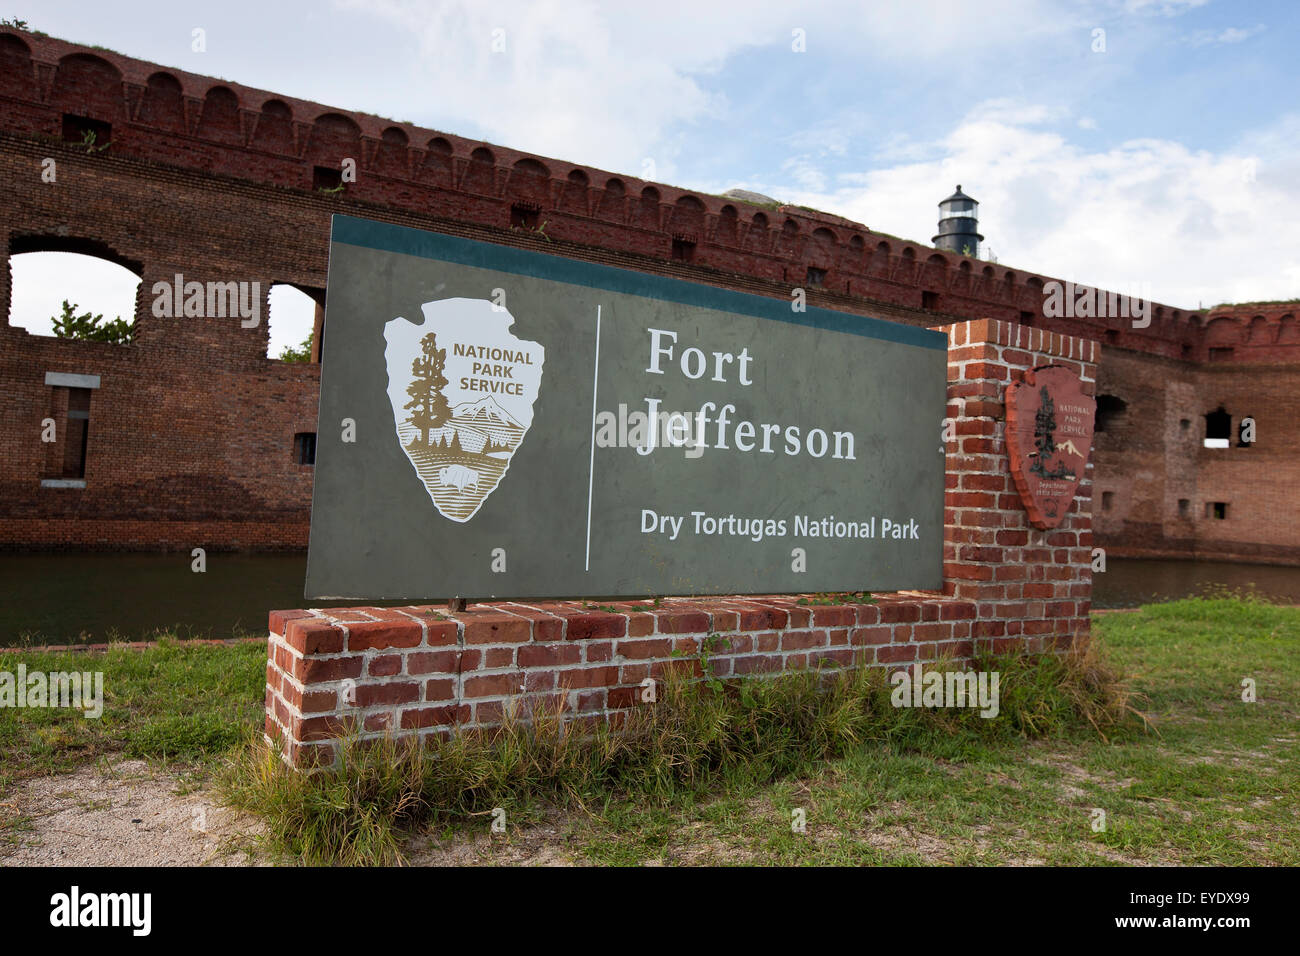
[0,25,1268,364]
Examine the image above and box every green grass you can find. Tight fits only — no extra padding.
[1,595,1296,866]
[554,596,1299,866]
[0,638,265,792]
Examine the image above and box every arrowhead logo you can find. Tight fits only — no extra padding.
[1004,364,1095,530]
[384,298,545,523]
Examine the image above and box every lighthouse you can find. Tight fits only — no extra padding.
[933,185,983,258]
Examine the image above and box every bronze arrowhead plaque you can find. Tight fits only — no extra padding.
[1005,365,1095,530]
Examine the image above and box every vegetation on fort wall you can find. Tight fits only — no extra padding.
[50,299,134,345]
[277,331,313,363]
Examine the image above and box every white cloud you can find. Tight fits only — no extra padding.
[333,0,793,179]
[330,0,1090,180]
[770,102,1300,308]
[1122,0,1210,17]
[1183,24,1266,48]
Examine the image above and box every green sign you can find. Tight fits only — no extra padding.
[306,214,946,600]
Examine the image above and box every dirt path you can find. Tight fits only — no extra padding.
[1,760,267,866]
[0,760,584,866]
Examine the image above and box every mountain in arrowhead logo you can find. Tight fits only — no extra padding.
[1004,364,1095,530]
[384,298,545,522]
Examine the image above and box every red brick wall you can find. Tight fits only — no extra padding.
[265,320,1097,766]
[1093,349,1300,564]
[1,25,1294,564]
[0,25,1265,360]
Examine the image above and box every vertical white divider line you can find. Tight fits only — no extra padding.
[585,304,602,572]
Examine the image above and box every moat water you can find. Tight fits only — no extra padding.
[1,553,1299,646]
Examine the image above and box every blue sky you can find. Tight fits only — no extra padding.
[8,0,1298,353]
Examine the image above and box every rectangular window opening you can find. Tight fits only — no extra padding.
[806,266,827,287]
[511,204,541,229]
[671,238,696,263]
[41,384,92,485]
[1205,501,1228,520]
[294,432,317,466]
[313,166,343,191]
[61,114,111,148]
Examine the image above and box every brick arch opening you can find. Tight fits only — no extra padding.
[52,53,123,127]
[463,146,496,194]
[561,168,589,213]
[595,177,624,221]
[374,126,409,177]
[307,112,362,173]
[198,85,242,145]
[1247,315,1272,345]
[507,157,549,208]
[419,136,453,185]
[634,186,661,230]
[670,195,705,238]
[847,234,864,266]
[11,234,143,275]
[1205,316,1243,346]
[1095,394,1128,433]
[253,98,294,154]
[870,241,891,276]
[0,32,33,98]
[140,71,184,131]
[7,239,143,341]
[1204,406,1232,448]
[776,217,800,258]
[1278,315,1299,344]
[717,204,739,244]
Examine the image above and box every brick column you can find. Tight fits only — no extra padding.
[938,318,1097,650]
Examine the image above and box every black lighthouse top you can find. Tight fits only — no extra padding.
[933,184,983,256]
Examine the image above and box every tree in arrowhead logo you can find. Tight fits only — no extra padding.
[384,298,544,522]
[1004,364,1095,530]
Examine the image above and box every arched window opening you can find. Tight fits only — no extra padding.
[1203,406,1231,449]
[8,249,140,343]
[268,283,322,362]
[1095,395,1127,432]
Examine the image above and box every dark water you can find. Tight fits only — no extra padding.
[0,552,403,646]
[2,553,1299,646]
[1091,557,1300,609]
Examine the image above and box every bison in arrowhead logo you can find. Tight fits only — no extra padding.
[1004,364,1095,530]
[384,298,545,523]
